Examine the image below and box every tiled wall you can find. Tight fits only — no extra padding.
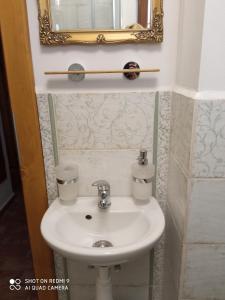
[37,91,171,300]
[183,99,225,300]
[53,93,154,151]
[164,94,225,300]
[38,90,225,300]
[163,92,194,300]
[53,93,155,197]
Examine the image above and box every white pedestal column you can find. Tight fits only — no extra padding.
[96,267,113,300]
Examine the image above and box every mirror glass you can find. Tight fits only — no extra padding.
[50,0,152,31]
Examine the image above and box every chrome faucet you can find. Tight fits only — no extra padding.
[92,180,111,209]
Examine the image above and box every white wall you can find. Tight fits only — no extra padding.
[26,0,180,93]
[176,0,206,90]
[198,0,225,92]
[176,0,225,95]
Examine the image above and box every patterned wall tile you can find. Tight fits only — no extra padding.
[155,91,171,201]
[52,92,155,150]
[170,93,194,176]
[36,94,58,202]
[152,91,171,300]
[193,99,225,177]
[152,233,165,300]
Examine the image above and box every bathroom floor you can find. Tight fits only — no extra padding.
[0,192,38,300]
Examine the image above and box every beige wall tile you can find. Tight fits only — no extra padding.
[168,156,189,236]
[162,205,182,300]
[187,179,225,243]
[182,244,225,300]
[170,93,194,176]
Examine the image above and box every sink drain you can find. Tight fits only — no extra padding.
[92,240,113,248]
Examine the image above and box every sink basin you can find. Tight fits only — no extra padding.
[41,196,165,266]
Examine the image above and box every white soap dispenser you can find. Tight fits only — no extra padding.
[132,149,155,201]
[55,162,79,205]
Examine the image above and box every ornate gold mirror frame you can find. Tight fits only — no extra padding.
[38,0,163,45]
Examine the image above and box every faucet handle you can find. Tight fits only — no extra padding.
[92,180,111,209]
[92,180,110,191]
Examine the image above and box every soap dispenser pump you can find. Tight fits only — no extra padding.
[131,149,155,201]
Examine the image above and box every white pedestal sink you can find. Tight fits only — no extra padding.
[41,196,165,300]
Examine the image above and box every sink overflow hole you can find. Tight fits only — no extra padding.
[85,215,92,220]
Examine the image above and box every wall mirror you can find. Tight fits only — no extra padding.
[38,0,163,45]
